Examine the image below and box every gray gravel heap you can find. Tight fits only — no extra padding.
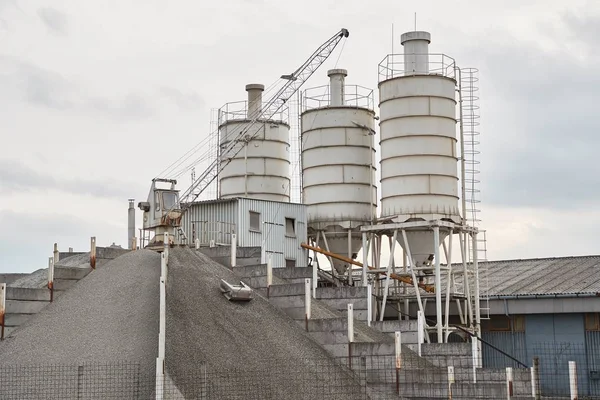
[0,250,160,399]
[165,247,365,400]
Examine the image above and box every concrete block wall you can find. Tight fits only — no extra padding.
[3,287,51,338]
[371,319,419,344]
[316,287,369,321]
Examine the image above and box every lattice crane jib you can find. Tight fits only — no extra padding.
[140,28,350,245]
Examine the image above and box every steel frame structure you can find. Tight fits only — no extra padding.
[359,220,481,344]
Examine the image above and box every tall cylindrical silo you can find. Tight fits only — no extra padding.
[378,31,460,267]
[301,69,376,275]
[218,84,291,202]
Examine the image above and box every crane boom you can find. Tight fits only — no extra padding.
[179,28,349,207]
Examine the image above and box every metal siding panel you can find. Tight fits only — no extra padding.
[481,332,527,368]
[180,200,237,245]
[238,198,308,268]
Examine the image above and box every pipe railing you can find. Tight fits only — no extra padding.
[301,84,374,111]
[218,100,289,126]
[378,53,457,81]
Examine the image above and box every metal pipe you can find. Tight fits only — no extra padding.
[367,283,372,326]
[569,361,578,400]
[473,232,481,336]
[128,199,135,250]
[327,69,347,106]
[305,278,311,330]
[48,257,54,302]
[433,226,443,343]
[444,233,453,341]
[53,243,59,264]
[362,232,368,287]
[90,237,96,269]
[231,233,237,268]
[246,84,264,119]
[0,283,5,340]
[347,303,354,343]
[347,229,352,285]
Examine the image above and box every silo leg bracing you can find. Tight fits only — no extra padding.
[218,84,291,202]
[301,69,377,281]
[363,30,481,343]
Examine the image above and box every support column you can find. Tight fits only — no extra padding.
[433,226,442,343]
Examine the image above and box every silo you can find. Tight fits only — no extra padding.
[378,31,460,267]
[301,69,376,275]
[218,84,291,202]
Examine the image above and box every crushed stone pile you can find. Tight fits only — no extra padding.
[165,247,365,400]
[7,268,48,289]
[0,250,160,399]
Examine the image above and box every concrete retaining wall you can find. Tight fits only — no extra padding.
[3,287,52,338]
[315,286,369,321]
[371,320,419,344]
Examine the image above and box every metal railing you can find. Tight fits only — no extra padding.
[190,221,236,246]
[378,53,457,81]
[217,100,289,126]
[301,84,374,111]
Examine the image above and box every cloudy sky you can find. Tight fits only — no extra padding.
[1,0,598,273]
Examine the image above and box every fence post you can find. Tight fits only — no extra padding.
[304,278,311,331]
[48,257,54,302]
[163,232,169,264]
[447,366,455,400]
[506,367,513,399]
[569,361,578,400]
[266,256,273,298]
[471,337,479,383]
[161,253,167,284]
[156,357,164,400]
[53,243,59,264]
[395,331,402,394]
[367,283,372,326]
[417,310,424,357]
[0,283,5,340]
[348,303,354,369]
[312,257,317,299]
[231,234,237,268]
[90,237,96,269]
[195,238,200,250]
[531,357,540,400]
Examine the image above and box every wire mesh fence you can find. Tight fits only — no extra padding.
[0,345,598,399]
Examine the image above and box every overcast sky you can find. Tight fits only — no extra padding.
[1,0,598,273]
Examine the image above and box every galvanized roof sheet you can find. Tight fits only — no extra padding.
[481,255,600,297]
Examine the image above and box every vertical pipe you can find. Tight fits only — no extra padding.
[90,237,96,269]
[128,199,135,250]
[362,232,368,287]
[53,243,59,264]
[417,310,424,357]
[473,232,481,336]
[448,366,455,399]
[569,361,578,400]
[305,278,311,331]
[444,233,453,340]
[380,229,398,321]
[327,69,347,106]
[347,229,352,286]
[471,337,479,382]
[347,303,354,342]
[459,232,473,326]
[246,84,265,119]
[158,278,166,359]
[161,253,167,282]
[195,238,200,250]
[395,331,402,395]
[433,226,443,343]
[367,283,372,326]
[164,231,170,258]
[231,233,237,268]
[532,357,540,400]
[156,357,164,400]
[48,257,54,302]
[267,255,273,298]
[506,367,513,399]
[311,252,317,298]
[0,283,5,340]
[403,251,409,320]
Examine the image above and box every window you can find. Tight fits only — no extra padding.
[285,218,295,236]
[285,259,296,268]
[154,192,161,211]
[482,315,525,332]
[162,192,178,209]
[585,313,600,331]
[249,211,260,231]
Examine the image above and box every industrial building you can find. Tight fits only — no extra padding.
[0,25,595,399]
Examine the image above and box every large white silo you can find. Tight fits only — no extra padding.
[378,31,460,268]
[301,69,377,275]
[218,84,291,202]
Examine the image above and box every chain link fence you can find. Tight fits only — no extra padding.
[1,347,598,399]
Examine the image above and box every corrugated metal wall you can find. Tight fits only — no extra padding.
[180,198,308,268]
[481,331,527,368]
[180,200,238,245]
[238,198,308,268]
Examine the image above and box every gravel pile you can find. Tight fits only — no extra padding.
[0,250,160,398]
[165,247,364,399]
[8,269,48,289]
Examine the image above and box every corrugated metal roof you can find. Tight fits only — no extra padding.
[482,255,600,297]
